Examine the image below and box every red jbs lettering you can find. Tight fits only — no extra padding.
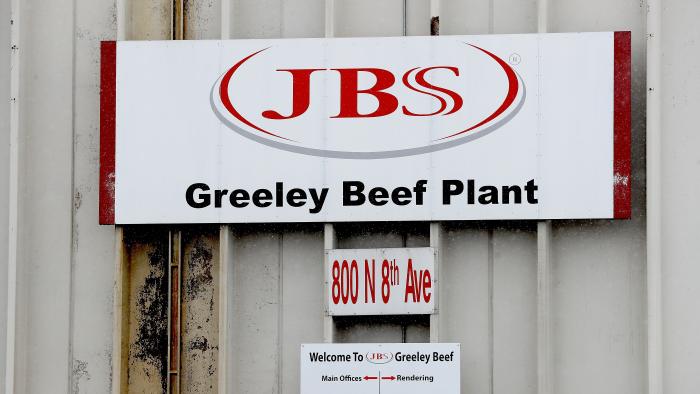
[263,67,463,120]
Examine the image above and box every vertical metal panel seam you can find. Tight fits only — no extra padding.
[218,0,232,389]
[111,227,125,394]
[429,223,442,343]
[277,232,284,394]
[217,226,231,394]
[430,0,440,19]
[322,0,335,345]
[67,0,79,391]
[323,224,337,343]
[536,2,553,394]
[116,0,127,40]
[166,231,173,393]
[173,0,184,40]
[221,0,231,39]
[646,0,662,392]
[430,0,440,35]
[488,229,494,394]
[111,2,126,392]
[537,0,548,35]
[324,0,334,39]
[279,0,284,40]
[428,1,441,344]
[5,0,20,390]
[537,221,552,394]
[167,5,183,391]
[402,0,407,37]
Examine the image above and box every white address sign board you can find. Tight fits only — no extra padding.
[99,32,631,224]
[326,248,436,316]
[300,343,460,394]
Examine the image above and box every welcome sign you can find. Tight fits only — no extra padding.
[99,32,630,224]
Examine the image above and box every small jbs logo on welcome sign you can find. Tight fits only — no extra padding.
[210,39,525,159]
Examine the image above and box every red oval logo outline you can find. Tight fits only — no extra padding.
[211,41,525,159]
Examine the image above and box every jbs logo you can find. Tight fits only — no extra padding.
[366,352,393,364]
[211,39,524,159]
[260,66,463,119]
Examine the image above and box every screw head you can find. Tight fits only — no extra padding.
[508,53,522,65]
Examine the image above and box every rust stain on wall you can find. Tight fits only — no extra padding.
[122,228,219,393]
[184,238,213,301]
[127,235,169,393]
[182,231,220,393]
[71,359,91,394]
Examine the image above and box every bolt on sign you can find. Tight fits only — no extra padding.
[300,343,460,394]
[99,32,631,224]
[326,248,436,316]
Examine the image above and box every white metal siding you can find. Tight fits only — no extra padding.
[0,0,11,390]
[14,1,74,393]
[71,1,123,392]
[661,1,700,392]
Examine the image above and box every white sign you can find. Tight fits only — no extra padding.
[300,343,460,394]
[326,248,435,316]
[100,32,631,224]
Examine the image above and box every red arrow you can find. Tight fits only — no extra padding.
[381,376,396,381]
[363,376,378,381]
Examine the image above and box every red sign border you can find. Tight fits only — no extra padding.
[613,31,632,219]
[100,41,116,225]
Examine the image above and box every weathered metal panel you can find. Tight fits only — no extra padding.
[406,0,431,36]
[181,228,220,393]
[335,316,430,343]
[184,0,221,40]
[129,0,172,40]
[551,221,646,394]
[443,0,537,34]
[126,229,169,394]
[279,229,324,394]
[441,0,491,34]
[441,226,491,394]
[70,0,120,393]
[229,226,325,394]
[493,0,537,33]
[660,1,700,393]
[334,0,431,37]
[438,223,539,394]
[281,0,325,38]
[228,0,325,39]
[231,229,282,394]
[405,319,431,342]
[547,1,647,393]
[336,223,429,249]
[17,0,75,392]
[493,226,537,394]
[335,0,404,37]
[231,0,282,38]
[0,0,11,389]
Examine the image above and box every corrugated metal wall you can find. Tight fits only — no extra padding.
[0,0,10,391]
[659,2,700,393]
[1,0,700,393]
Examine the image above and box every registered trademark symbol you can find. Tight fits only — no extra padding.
[508,53,521,65]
